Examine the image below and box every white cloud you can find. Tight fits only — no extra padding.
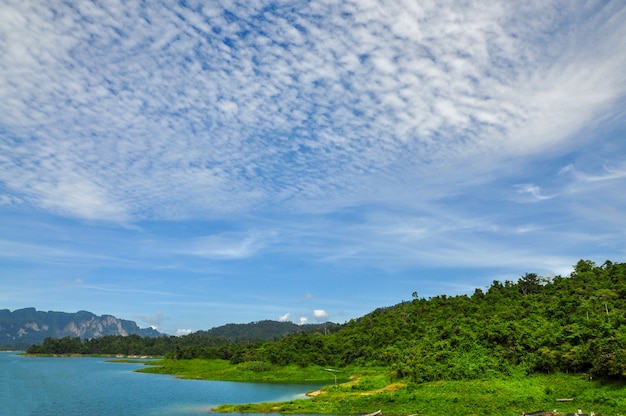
[0,194,22,206]
[0,1,623,223]
[313,309,329,322]
[515,184,555,201]
[576,164,626,183]
[179,230,273,259]
[0,0,625,295]
[278,313,290,322]
[175,329,193,336]
[298,317,308,325]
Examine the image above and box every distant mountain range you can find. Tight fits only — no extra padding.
[1,307,339,351]
[0,308,162,350]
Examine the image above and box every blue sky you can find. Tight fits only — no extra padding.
[1,1,625,335]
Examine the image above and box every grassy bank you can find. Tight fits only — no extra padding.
[217,374,626,415]
[137,359,626,415]
[137,358,347,383]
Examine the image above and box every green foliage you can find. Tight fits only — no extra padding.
[237,360,273,372]
[25,320,338,358]
[302,259,626,381]
[40,257,626,415]
[138,358,339,383]
[214,372,626,416]
[26,336,86,355]
[194,320,341,342]
[27,259,626,384]
[27,333,185,356]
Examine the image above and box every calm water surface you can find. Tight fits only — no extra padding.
[0,352,326,416]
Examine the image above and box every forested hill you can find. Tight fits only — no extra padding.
[27,260,626,381]
[225,259,626,380]
[250,260,626,381]
[194,320,340,341]
[25,318,341,356]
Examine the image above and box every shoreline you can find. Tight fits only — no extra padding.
[22,352,160,359]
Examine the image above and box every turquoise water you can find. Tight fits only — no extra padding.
[0,352,324,416]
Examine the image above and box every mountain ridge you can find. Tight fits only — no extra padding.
[190,319,340,342]
[2,307,340,351]
[0,307,162,350]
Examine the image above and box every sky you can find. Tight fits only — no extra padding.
[1,0,626,335]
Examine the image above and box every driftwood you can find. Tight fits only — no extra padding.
[556,398,574,402]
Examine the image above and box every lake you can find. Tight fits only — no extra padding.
[0,352,326,416]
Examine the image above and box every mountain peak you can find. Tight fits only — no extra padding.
[0,308,163,350]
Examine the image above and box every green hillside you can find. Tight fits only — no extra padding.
[26,259,626,414]
[163,259,626,381]
[28,259,626,380]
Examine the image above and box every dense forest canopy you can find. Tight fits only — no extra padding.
[28,260,626,381]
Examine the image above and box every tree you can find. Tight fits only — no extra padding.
[519,273,541,296]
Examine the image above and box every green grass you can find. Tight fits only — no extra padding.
[137,358,344,383]
[138,359,626,415]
